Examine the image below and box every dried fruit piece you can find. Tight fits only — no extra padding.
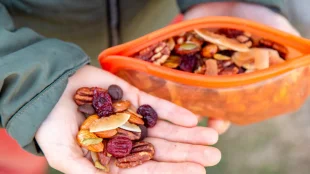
[162,55,181,68]
[175,43,200,55]
[95,129,118,138]
[120,122,141,132]
[218,28,244,38]
[77,130,104,152]
[78,103,96,116]
[205,59,218,76]
[137,105,158,128]
[116,128,141,140]
[138,125,148,141]
[179,55,198,72]
[213,54,231,60]
[112,100,131,112]
[80,115,100,130]
[259,38,288,58]
[116,141,154,168]
[89,113,130,132]
[92,88,114,117]
[108,85,123,101]
[254,49,269,70]
[195,29,250,52]
[81,138,103,146]
[107,136,133,158]
[128,113,145,125]
[201,44,218,58]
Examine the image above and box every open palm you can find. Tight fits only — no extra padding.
[35,65,221,174]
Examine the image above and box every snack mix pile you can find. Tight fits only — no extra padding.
[134,28,288,75]
[74,85,158,172]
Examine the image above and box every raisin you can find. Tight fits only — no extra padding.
[137,105,158,128]
[108,85,123,101]
[78,103,95,116]
[92,88,114,117]
[107,136,133,158]
[179,55,198,72]
[138,125,148,141]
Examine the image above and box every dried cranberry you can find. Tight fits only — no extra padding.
[138,125,148,141]
[218,28,243,38]
[92,88,114,117]
[108,85,123,101]
[179,55,198,72]
[107,136,133,158]
[137,105,158,128]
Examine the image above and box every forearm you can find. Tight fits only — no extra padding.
[0,2,89,154]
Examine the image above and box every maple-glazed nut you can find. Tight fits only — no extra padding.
[128,113,145,125]
[95,129,118,138]
[112,100,131,112]
[259,39,288,58]
[201,44,218,58]
[115,141,155,168]
[116,128,141,140]
[74,87,105,106]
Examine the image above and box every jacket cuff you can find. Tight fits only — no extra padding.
[5,39,89,155]
[176,0,284,14]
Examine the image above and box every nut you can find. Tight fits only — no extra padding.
[219,66,239,75]
[166,38,176,50]
[128,113,145,125]
[74,87,105,106]
[95,129,118,138]
[201,44,218,58]
[80,115,100,130]
[112,100,131,112]
[213,54,231,60]
[259,39,288,58]
[116,141,155,168]
[116,128,141,140]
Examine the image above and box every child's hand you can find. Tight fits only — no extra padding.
[35,65,220,174]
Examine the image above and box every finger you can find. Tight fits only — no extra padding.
[109,160,206,174]
[148,120,218,145]
[207,118,231,135]
[146,137,221,167]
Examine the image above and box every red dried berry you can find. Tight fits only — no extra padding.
[179,55,198,72]
[107,137,133,158]
[218,28,243,38]
[138,125,148,141]
[137,105,158,128]
[92,88,114,117]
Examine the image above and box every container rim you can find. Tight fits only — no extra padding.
[98,16,310,88]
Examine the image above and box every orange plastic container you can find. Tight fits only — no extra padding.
[99,17,310,125]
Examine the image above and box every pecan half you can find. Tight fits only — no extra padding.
[116,141,155,168]
[116,128,141,140]
[74,87,105,106]
[259,39,288,58]
[135,42,171,65]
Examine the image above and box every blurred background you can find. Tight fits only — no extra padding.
[1,0,309,173]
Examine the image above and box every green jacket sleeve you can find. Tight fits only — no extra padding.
[0,2,89,155]
[177,0,285,14]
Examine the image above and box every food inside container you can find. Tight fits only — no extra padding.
[99,17,310,125]
[133,28,293,76]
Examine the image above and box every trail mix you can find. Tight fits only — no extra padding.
[74,85,157,172]
[134,28,288,75]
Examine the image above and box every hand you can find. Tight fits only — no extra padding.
[183,2,301,134]
[35,65,221,174]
